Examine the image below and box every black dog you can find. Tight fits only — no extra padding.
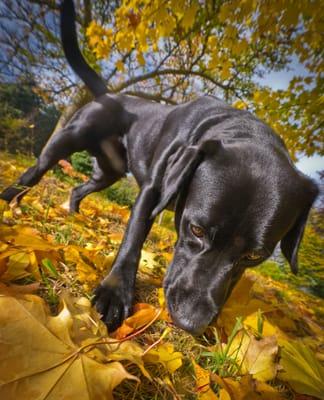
[1,0,318,334]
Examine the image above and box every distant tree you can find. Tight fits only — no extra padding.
[0,82,60,155]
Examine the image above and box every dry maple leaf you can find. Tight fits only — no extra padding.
[0,289,144,400]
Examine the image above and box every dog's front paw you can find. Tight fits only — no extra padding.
[0,185,26,203]
[93,274,134,332]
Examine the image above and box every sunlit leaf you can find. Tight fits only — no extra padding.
[279,339,324,399]
[0,290,139,399]
[144,343,182,373]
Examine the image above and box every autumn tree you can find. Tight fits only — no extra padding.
[0,0,322,157]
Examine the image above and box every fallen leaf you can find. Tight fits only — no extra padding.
[0,225,59,251]
[193,361,218,399]
[144,343,183,373]
[232,332,279,381]
[218,274,274,335]
[113,303,158,339]
[2,251,31,280]
[243,312,288,340]
[0,289,140,399]
[0,281,40,294]
[63,246,98,283]
[279,339,324,399]
[211,373,285,400]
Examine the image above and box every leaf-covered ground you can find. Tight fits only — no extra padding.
[0,151,323,400]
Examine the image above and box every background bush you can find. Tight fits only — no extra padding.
[70,151,93,176]
[71,150,138,207]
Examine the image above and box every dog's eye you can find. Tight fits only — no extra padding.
[190,224,205,238]
[242,252,262,262]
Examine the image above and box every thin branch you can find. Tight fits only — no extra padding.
[122,90,177,105]
[113,68,230,93]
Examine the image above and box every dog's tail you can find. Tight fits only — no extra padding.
[60,0,108,98]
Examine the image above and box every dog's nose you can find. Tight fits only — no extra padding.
[171,314,208,336]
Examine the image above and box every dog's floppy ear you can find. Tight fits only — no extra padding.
[280,180,319,274]
[151,140,221,219]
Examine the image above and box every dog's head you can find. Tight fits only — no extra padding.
[152,138,318,335]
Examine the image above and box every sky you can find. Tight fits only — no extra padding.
[257,61,323,180]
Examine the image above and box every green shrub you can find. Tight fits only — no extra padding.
[104,177,138,208]
[70,151,93,176]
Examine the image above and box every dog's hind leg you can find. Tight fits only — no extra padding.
[69,157,123,213]
[0,126,85,204]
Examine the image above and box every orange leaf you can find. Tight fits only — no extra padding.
[113,303,158,339]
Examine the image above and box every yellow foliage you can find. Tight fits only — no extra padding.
[82,0,323,157]
[144,343,183,373]
[193,361,218,399]
[279,339,324,399]
[227,332,279,381]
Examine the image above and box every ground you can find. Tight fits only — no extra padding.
[0,151,323,400]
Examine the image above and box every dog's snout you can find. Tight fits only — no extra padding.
[165,287,218,335]
[171,314,208,336]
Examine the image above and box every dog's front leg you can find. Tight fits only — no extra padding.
[94,182,159,332]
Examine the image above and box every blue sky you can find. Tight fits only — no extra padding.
[257,61,323,180]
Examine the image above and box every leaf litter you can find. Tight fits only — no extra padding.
[0,152,323,399]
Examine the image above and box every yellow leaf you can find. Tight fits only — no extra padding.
[137,51,145,65]
[115,59,125,72]
[228,332,279,381]
[218,273,273,335]
[170,0,185,18]
[233,100,248,110]
[279,339,324,399]
[181,3,199,31]
[0,225,59,251]
[158,287,165,308]
[2,251,31,281]
[0,290,139,399]
[144,343,182,373]
[193,361,218,399]
[243,312,288,339]
[2,209,13,222]
[29,250,41,280]
[64,247,97,283]
[140,250,157,269]
[220,60,232,80]
[212,374,284,400]
[219,388,231,400]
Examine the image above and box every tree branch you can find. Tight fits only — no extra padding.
[112,68,230,93]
